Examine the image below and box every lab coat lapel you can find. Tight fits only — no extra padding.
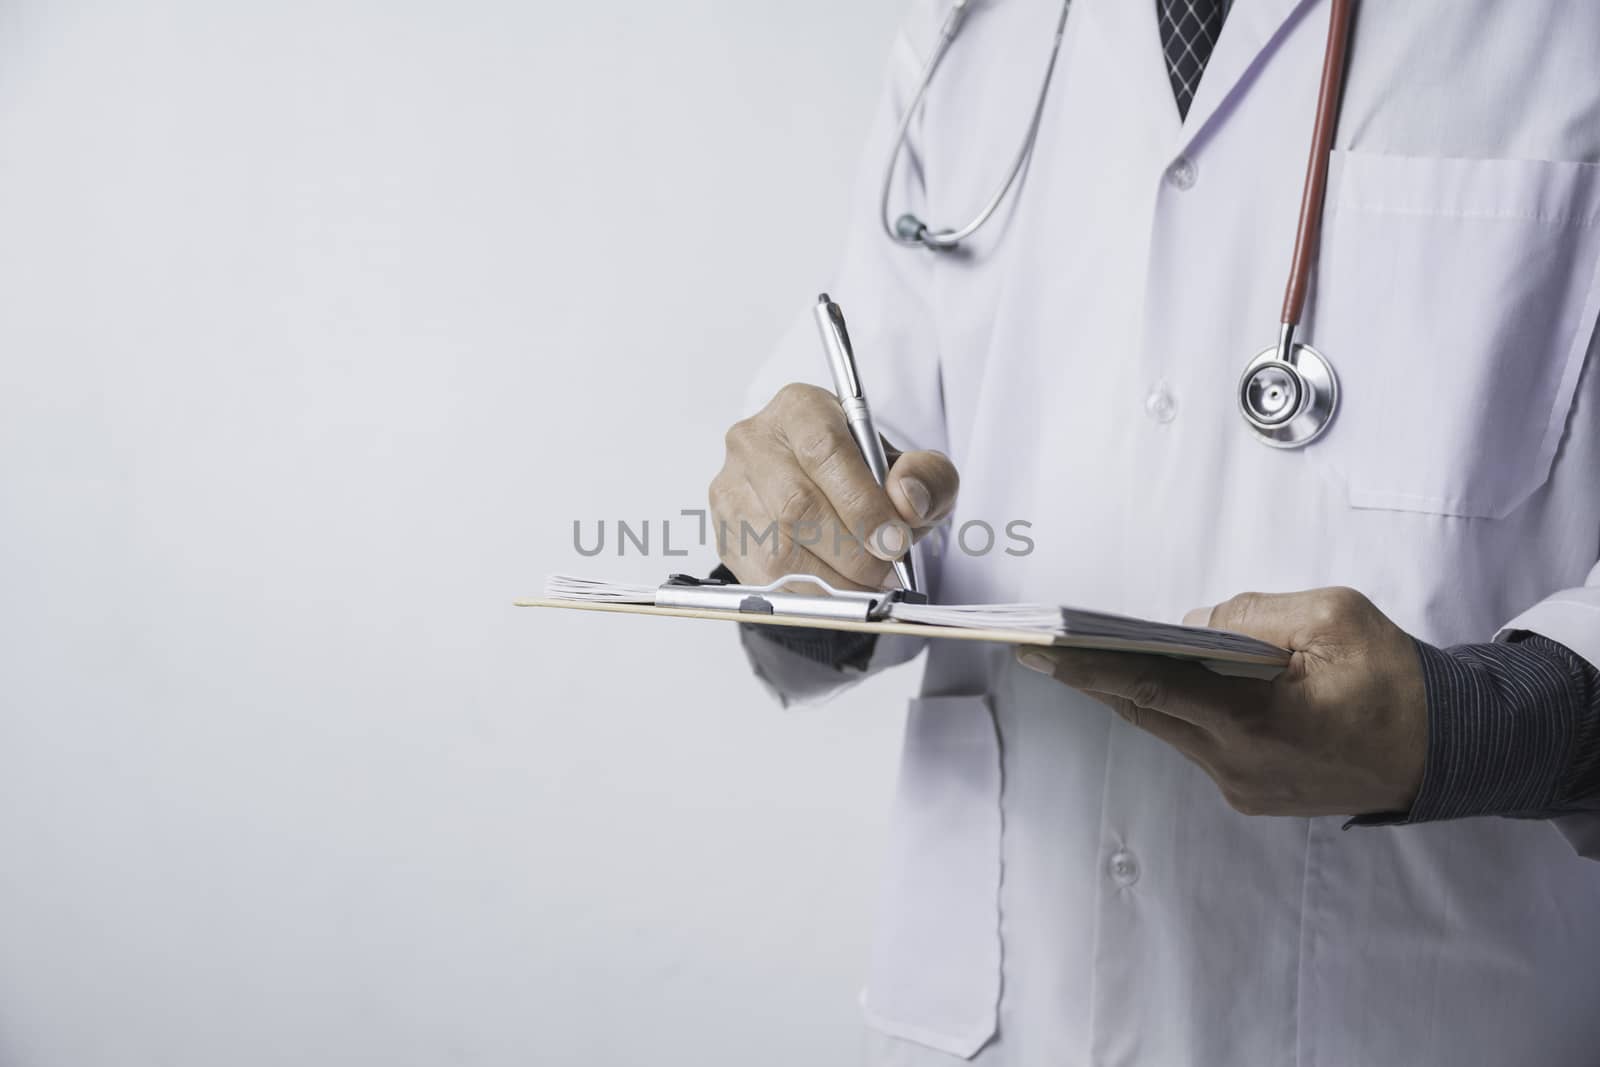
[1092,0,1183,139]
[1176,0,1321,152]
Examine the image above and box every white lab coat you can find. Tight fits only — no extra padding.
[740,0,1600,1063]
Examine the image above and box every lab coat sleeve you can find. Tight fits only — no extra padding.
[1497,560,1600,858]
[732,10,949,707]
[740,19,945,453]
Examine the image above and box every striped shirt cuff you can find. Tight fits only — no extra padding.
[1409,638,1576,820]
[1353,635,1598,827]
[743,622,878,671]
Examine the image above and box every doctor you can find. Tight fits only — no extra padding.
[710,0,1600,1064]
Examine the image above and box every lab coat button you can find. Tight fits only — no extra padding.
[1109,849,1140,887]
[1166,156,1198,190]
[1145,382,1178,423]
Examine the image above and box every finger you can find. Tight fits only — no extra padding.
[728,411,895,584]
[1182,605,1213,627]
[746,458,899,586]
[887,449,960,529]
[1077,689,1218,763]
[1017,648,1216,759]
[712,477,885,591]
[1016,647,1251,731]
[1204,587,1373,652]
[772,403,910,569]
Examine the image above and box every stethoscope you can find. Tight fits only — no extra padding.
[881,0,1358,449]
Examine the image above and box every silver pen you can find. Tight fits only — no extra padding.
[812,293,918,594]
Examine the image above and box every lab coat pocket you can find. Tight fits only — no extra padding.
[861,693,1001,1059]
[1310,152,1600,518]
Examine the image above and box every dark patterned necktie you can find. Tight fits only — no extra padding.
[1157,0,1233,118]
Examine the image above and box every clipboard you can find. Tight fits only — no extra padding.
[518,574,1292,676]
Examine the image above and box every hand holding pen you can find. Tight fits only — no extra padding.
[706,296,960,592]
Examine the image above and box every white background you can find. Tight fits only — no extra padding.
[0,1,916,1063]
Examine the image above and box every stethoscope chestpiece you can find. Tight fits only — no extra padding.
[1238,341,1339,449]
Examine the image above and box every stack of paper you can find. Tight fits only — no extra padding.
[890,600,1286,661]
[537,574,1288,669]
[544,575,658,604]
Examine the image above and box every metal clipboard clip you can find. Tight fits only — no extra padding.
[659,573,927,622]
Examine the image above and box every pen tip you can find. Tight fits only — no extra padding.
[817,292,831,305]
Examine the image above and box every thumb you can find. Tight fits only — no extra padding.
[887,449,960,527]
[1196,588,1367,651]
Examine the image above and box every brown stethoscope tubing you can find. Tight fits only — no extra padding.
[1240,0,1358,448]
[1284,0,1356,328]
